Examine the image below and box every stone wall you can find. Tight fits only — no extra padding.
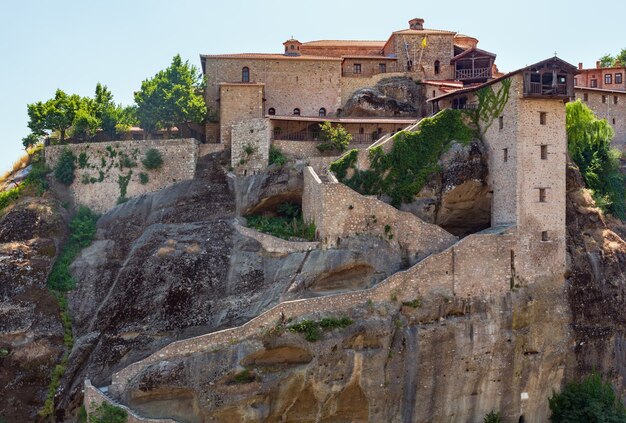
[219,83,265,147]
[574,88,626,151]
[45,139,198,213]
[235,224,319,255]
[109,225,517,398]
[84,380,176,423]
[231,118,270,174]
[302,166,457,263]
[383,33,456,81]
[204,57,342,118]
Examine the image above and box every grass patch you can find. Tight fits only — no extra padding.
[288,316,353,342]
[246,202,315,241]
[233,368,255,384]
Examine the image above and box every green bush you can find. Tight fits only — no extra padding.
[139,172,149,185]
[330,109,473,206]
[288,316,353,342]
[549,373,626,422]
[117,171,132,203]
[54,148,77,185]
[0,187,21,211]
[483,410,502,423]
[276,201,301,219]
[269,145,287,167]
[89,402,128,423]
[567,100,626,219]
[78,151,89,169]
[142,148,163,170]
[119,153,137,169]
[317,121,352,152]
[246,215,315,241]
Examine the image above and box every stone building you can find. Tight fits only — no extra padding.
[200,18,497,147]
[430,57,579,283]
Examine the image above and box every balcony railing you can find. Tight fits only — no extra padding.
[455,67,491,80]
[451,103,479,110]
[527,82,568,96]
[273,130,377,144]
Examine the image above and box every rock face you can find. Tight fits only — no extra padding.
[343,77,426,117]
[401,141,491,236]
[59,155,410,419]
[0,198,67,422]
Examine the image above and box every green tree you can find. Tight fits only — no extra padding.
[89,402,128,423]
[599,54,615,68]
[27,89,82,141]
[72,106,100,141]
[549,373,626,422]
[21,133,39,150]
[317,121,352,152]
[134,54,207,138]
[566,100,625,218]
[616,48,626,66]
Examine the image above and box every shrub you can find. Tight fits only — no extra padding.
[119,153,137,169]
[0,188,21,211]
[288,316,353,342]
[54,148,77,185]
[78,151,89,169]
[276,201,301,219]
[269,145,287,167]
[139,172,149,184]
[142,148,163,170]
[89,402,128,423]
[483,410,502,423]
[549,373,626,422]
[317,121,352,152]
[233,368,255,384]
[243,144,255,156]
[117,171,132,202]
[246,215,315,241]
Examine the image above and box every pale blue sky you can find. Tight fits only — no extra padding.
[1,0,624,173]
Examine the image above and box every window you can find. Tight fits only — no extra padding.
[591,79,598,88]
[290,45,295,50]
[318,108,326,117]
[268,107,275,116]
[613,118,616,125]
[499,116,504,130]
[602,95,607,104]
[359,127,364,134]
[353,63,362,74]
[574,77,578,86]
[614,96,619,105]
[541,231,549,242]
[407,60,413,71]
[541,144,548,160]
[605,74,613,84]
[242,67,250,83]
[540,112,547,125]
[434,60,440,75]
[293,108,300,116]
[583,93,589,102]
[379,63,386,73]
[336,108,342,116]
[539,188,546,203]
[503,148,508,162]
[616,73,623,84]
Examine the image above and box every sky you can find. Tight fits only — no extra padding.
[1,0,625,173]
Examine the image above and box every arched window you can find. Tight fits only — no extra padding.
[336,108,343,116]
[319,108,326,117]
[293,108,301,116]
[434,60,440,75]
[242,67,250,83]
[268,107,276,115]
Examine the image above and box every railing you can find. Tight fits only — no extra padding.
[455,67,491,80]
[452,103,479,110]
[527,82,568,96]
[273,130,377,144]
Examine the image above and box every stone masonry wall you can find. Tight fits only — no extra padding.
[231,118,270,174]
[384,33,455,81]
[45,139,198,213]
[109,225,516,398]
[219,83,265,148]
[84,380,176,423]
[574,88,626,151]
[302,166,457,264]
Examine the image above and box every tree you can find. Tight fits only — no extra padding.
[567,100,625,218]
[599,54,615,68]
[71,107,100,141]
[616,48,626,66]
[27,89,82,141]
[317,121,352,152]
[89,402,128,423]
[21,133,39,150]
[134,54,207,138]
[549,373,626,422]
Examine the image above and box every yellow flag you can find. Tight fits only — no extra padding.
[421,36,427,48]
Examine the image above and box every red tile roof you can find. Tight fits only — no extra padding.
[201,53,341,61]
[301,40,386,47]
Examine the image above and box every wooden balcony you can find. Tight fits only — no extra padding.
[273,130,377,144]
[526,82,568,96]
[455,67,491,81]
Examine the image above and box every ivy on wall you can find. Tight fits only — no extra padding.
[463,78,511,138]
[330,109,473,206]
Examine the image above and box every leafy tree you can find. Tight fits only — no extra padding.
[616,48,626,66]
[549,373,626,422]
[72,107,100,141]
[599,54,615,68]
[566,100,625,218]
[317,121,352,152]
[27,89,82,141]
[89,402,128,423]
[53,148,76,185]
[134,54,207,137]
[21,133,39,150]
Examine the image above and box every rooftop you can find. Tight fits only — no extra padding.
[301,40,386,47]
[201,53,342,61]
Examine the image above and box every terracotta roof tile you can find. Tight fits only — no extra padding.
[201,53,341,61]
[301,40,386,47]
[392,28,456,36]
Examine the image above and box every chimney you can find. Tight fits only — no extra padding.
[578,62,583,70]
[409,18,425,30]
[596,61,601,69]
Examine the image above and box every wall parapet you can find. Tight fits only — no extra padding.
[108,225,517,400]
[45,139,199,213]
[235,223,319,254]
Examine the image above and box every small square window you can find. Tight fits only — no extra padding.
[540,144,548,160]
[539,188,546,203]
[540,112,547,125]
[602,95,608,103]
[499,116,504,130]
[503,148,508,162]
[541,231,549,242]
[354,64,362,74]
[583,93,589,102]
[379,63,386,73]
[574,77,578,86]
[614,96,619,105]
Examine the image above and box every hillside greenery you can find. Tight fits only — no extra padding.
[598,49,626,68]
[566,100,625,219]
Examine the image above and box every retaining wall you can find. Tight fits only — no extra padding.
[45,139,198,213]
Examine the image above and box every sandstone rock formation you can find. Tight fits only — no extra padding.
[343,77,426,117]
